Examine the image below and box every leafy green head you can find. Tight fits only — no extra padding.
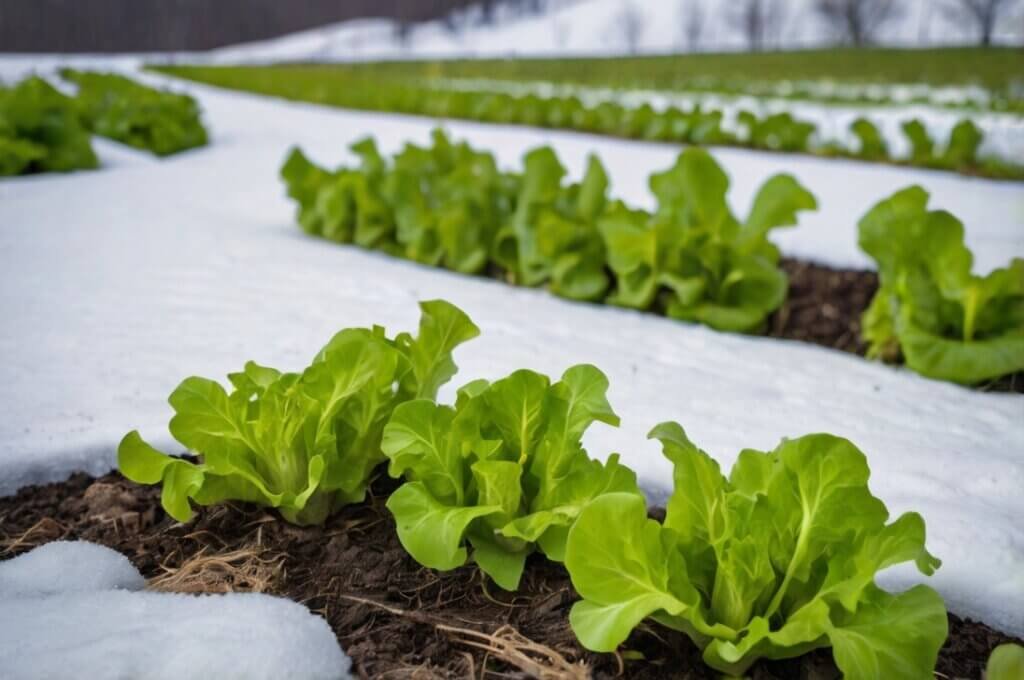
[859,186,1024,383]
[118,300,479,526]
[599,147,816,333]
[566,423,947,677]
[381,364,642,590]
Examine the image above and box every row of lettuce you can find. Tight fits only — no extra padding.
[282,131,1024,387]
[0,70,207,176]
[118,299,1021,678]
[153,65,1021,180]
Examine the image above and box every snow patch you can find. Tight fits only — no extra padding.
[0,542,351,680]
[0,541,144,596]
[201,0,1024,62]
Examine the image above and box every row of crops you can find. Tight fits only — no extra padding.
[155,65,1023,180]
[0,70,207,176]
[340,49,1024,113]
[282,130,1024,387]
[117,298,1024,679]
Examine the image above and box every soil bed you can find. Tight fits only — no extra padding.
[2,471,1020,680]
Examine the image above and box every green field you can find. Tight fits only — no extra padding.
[155,48,1024,107]
[353,47,1023,92]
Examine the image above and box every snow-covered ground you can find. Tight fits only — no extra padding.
[203,0,1024,62]
[0,542,350,680]
[1,63,1023,639]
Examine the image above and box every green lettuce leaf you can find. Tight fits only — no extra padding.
[987,643,1024,680]
[566,424,947,678]
[382,364,641,590]
[119,300,479,525]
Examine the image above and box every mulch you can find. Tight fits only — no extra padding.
[1,471,1020,680]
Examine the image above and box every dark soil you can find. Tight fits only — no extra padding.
[769,258,878,356]
[2,471,1020,680]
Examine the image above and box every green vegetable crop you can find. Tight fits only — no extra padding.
[859,186,1024,383]
[62,69,208,157]
[382,364,641,590]
[565,423,948,678]
[157,64,1024,179]
[0,76,98,176]
[283,133,815,335]
[600,148,816,332]
[986,643,1024,680]
[118,300,479,525]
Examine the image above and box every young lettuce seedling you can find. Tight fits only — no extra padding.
[382,364,642,591]
[118,300,479,526]
[859,186,1024,384]
[565,424,948,678]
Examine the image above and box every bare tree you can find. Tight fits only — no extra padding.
[942,0,1013,45]
[813,0,901,46]
[729,0,785,51]
[678,0,705,50]
[615,2,646,54]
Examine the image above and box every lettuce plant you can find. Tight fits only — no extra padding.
[859,186,1024,383]
[987,643,1024,680]
[850,118,888,160]
[62,70,208,157]
[493,148,612,300]
[387,129,517,273]
[599,148,816,332]
[118,300,479,525]
[381,364,641,590]
[0,76,98,175]
[565,423,948,678]
[281,138,395,250]
[738,111,815,152]
[942,119,983,169]
[901,119,934,165]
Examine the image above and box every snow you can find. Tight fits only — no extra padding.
[201,0,1024,62]
[0,541,144,596]
[0,64,1023,637]
[0,542,351,680]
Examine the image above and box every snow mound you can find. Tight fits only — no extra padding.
[0,542,351,680]
[0,541,144,596]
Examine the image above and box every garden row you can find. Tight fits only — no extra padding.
[0,70,207,176]
[155,65,1024,180]
[110,299,1022,678]
[281,131,1024,387]
[335,49,1024,113]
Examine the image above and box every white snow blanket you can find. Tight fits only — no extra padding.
[0,66,1022,637]
[202,0,1024,62]
[0,542,351,680]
